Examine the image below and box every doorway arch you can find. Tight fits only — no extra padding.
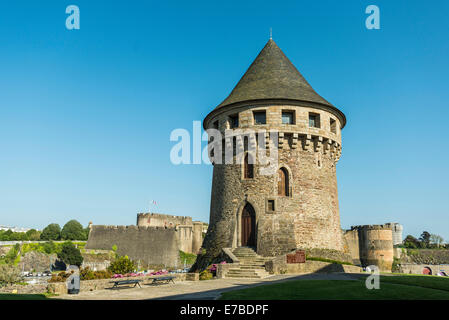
[241,203,256,247]
[422,267,432,275]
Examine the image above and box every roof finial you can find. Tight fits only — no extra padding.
[269,27,272,40]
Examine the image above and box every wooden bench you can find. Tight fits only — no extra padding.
[110,279,142,289]
[150,276,175,285]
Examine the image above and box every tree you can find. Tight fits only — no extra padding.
[83,226,90,240]
[57,242,83,267]
[403,235,419,249]
[61,220,86,240]
[0,230,13,241]
[25,229,41,241]
[430,234,444,248]
[419,231,431,248]
[40,223,61,241]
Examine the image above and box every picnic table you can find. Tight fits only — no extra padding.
[150,276,175,285]
[110,279,142,289]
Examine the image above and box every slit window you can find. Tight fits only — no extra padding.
[267,200,275,212]
[244,153,254,179]
[330,118,336,134]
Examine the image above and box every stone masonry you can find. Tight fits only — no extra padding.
[193,39,347,270]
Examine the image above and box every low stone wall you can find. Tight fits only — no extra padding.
[266,259,361,274]
[81,261,110,271]
[0,283,47,294]
[265,250,362,275]
[398,263,449,275]
[47,273,189,295]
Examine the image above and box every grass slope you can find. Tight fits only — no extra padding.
[220,275,449,300]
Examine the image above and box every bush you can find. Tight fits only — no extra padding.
[4,244,21,265]
[107,256,136,275]
[179,250,197,265]
[80,267,112,280]
[199,269,213,280]
[48,270,73,283]
[40,223,61,241]
[61,220,86,240]
[0,265,23,285]
[57,242,84,267]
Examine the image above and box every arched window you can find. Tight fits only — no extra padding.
[244,153,254,179]
[278,167,289,196]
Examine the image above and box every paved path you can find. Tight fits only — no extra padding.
[55,273,364,300]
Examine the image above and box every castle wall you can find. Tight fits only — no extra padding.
[203,104,344,258]
[345,225,394,272]
[385,222,403,246]
[343,229,361,265]
[137,213,192,228]
[192,222,203,254]
[177,225,193,253]
[85,225,181,268]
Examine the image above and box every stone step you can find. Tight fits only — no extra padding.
[238,260,266,264]
[225,272,270,279]
[238,264,265,268]
[225,275,263,279]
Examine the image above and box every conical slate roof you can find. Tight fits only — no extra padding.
[216,39,334,110]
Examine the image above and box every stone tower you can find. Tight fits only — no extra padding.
[196,39,346,268]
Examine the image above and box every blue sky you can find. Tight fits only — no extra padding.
[0,1,448,240]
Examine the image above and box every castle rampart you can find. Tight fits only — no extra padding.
[86,225,181,268]
[344,224,394,272]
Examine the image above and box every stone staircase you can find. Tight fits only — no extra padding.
[223,247,271,279]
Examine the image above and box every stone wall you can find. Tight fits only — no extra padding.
[137,213,192,228]
[344,225,394,272]
[398,263,449,275]
[264,259,362,275]
[177,225,193,253]
[85,225,181,268]
[47,273,189,294]
[192,222,203,254]
[399,249,449,265]
[18,251,57,273]
[343,229,361,265]
[262,248,360,275]
[136,213,203,255]
[200,104,345,264]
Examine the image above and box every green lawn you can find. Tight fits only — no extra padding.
[220,275,449,300]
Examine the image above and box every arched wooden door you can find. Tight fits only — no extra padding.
[278,167,289,196]
[241,203,256,247]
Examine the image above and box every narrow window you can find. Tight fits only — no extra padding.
[282,111,294,124]
[330,118,336,134]
[267,200,275,212]
[213,120,219,130]
[253,111,266,125]
[229,114,239,129]
[309,113,320,128]
[244,153,254,179]
[278,167,289,196]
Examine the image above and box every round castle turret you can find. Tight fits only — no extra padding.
[197,39,347,265]
[351,225,394,272]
